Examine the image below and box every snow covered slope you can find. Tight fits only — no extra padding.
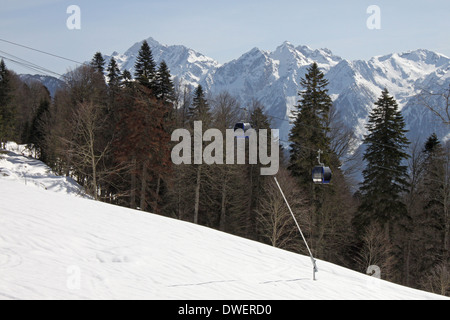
[0,151,447,300]
[0,143,85,197]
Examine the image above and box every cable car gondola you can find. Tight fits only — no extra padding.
[312,166,332,184]
[312,150,332,184]
[234,122,252,138]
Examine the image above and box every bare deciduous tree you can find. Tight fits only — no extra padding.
[417,84,450,125]
[62,101,110,200]
[420,263,450,296]
[354,223,396,281]
[256,168,310,252]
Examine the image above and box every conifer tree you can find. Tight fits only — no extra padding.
[188,85,211,125]
[28,99,50,161]
[155,61,175,103]
[91,52,106,74]
[134,40,156,91]
[186,85,212,224]
[288,62,332,185]
[107,57,121,90]
[121,70,133,88]
[246,102,272,239]
[420,134,449,264]
[288,62,354,262]
[0,59,14,147]
[357,89,410,237]
[250,103,271,131]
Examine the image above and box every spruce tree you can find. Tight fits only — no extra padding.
[357,89,410,235]
[0,59,14,146]
[186,85,212,225]
[188,85,211,125]
[250,104,271,131]
[155,61,176,129]
[288,62,333,185]
[420,134,449,264]
[134,40,156,91]
[155,61,175,103]
[91,52,106,74]
[121,70,133,88]
[107,57,121,89]
[28,99,50,161]
[287,63,355,262]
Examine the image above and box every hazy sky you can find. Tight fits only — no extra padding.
[1,0,449,75]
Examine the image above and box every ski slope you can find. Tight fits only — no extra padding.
[0,148,448,300]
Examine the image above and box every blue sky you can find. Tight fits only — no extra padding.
[1,0,449,75]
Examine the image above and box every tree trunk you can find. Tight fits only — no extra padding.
[154,173,161,213]
[140,159,149,211]
[194,165,201,224]
[220,176,227,231]
[89,130,98,200]
[130,154,137,209]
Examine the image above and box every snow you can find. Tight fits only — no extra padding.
[0,143,86,197]
[0,147,447,300]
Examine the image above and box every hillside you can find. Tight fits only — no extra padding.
[0,146,447,300]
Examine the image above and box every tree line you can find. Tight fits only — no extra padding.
[0,41,448,296]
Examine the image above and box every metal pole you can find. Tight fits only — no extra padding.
[273,176,318,280]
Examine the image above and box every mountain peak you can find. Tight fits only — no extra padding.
[144,36,163,48]
[99,36,448,148]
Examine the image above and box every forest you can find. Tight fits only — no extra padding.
[0,40,448,296]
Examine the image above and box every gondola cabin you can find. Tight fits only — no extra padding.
[312,166,332,184]
[234,122,252,138]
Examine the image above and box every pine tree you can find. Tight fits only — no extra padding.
[0,59,14,147]
[91,52,106,74]
[288,62,332,185]
[134,40,156,91]
[247,102,272,239]
[155,61,175,103]
[107,57,121,89]
[121,70,133,88]
[186,85,212,224]
[188,85,211,125]
[288,62,355,262]
[28,99,50,161]
[357,89,410,237]
[250,103,271,131]
[420,134,449,264]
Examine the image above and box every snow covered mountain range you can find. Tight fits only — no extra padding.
[106,37,450,146]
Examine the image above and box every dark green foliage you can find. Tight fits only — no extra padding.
[188,85,211,125]
[134,40,156,91]
[250,104,271,131]
[357,89,410,232]
[288,62,333,185]
[287,62,355,264]
[28,99,50,161]
[121,70,132,87]
[107,57,121,90]
[420,134,449,263]
[155,61,176,130]
[155,61,175,103]
[0,59,15,145]
[91,52,106,74]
